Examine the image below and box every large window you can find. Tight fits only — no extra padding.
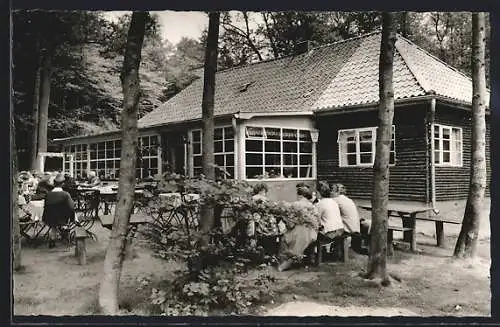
[190,127,235,178]
[63,144,88,178]
[63,134,160,180]
[137,135,159,179]
[433,124,462,167]
[245,127,313,179]
[90,140,121,179]
[337,126,396,167]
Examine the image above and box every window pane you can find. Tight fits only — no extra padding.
[214,141,223,153]
[214,128,223,140]
[246,140,262,152]
[283,141,297,153]
[90,150,97,160]
[264,166,281,178]
[192,130,201,142]
[284,153,298,165]
[142,137,150,147]
[149,146,158,156]
[224,127,234,139]
[300,166,312,178]
[150,158,158,169]
[115,148,121,158]
[223,154,233,167]
[115,140,121,148]
[360,153,372,164]
[299,130,311,142]
[443,140,450,151]
[265,128,281,140]
[359,142,372,153]
[359,130,373,142]
[150,136,158,146]
[347,154,356,165]
[434,140,440,150]
[340,130,356,143]
[246,167,263,179]
[193,143,201,155]
[225,140,234,152]
[246,153,263,165]
[299,142,312,153]
[300,154,312,165]
[454,152,462,166]
[443,152,451,163]
[215,154,224,166]
[434,151,440,164]
[90,161,97,169]
[114,160,120,170]
[98,161,105,169]
[282,129,297,140]
[225,167,234,179]
[390,152,395,164]
[193,155,202,167]
[347,143,356,153]
[265,141,280,152]
[106,148,114,158]
[283,167,297,178]
[246,127,264,138]
[136,169,142,179]
[265,154,281,165]
[442,128,451,139]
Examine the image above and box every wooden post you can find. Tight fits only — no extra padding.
[75,227,88,265]
[435,221,445,247]
[341,236,350,262]
[315,239,322,267]
[401,212,412,242]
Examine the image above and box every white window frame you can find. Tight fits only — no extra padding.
[432,124,463,167]
[244,125,315,181]
[337,125,396,168]
[189,126,235,178]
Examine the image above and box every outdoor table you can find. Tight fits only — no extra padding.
[358,201,436,252]
[99,212,151,240]
[27,200,44,222]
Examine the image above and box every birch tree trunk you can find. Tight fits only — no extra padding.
[364,12,396,286]
[37,48,52,166]
[199,12,220,248]
[98,11,147,315]
[453,12,487,259]
[30,36,41,171]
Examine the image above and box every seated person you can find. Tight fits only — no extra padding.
[331,183,369,254]
[277,185,319,272]
[30,174,54,201]
[42,174,75,248]
[85,171,101,188]
[17,178,32,222]
[316,181,344,241]
[63,173,78,198]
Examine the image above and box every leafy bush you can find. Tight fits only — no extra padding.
[140,174,318,315]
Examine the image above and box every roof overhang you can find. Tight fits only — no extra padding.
[236,111,314,120]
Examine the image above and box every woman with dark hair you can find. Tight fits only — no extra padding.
[277,185,319,271]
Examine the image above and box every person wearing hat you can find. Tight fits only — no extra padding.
[85,171,101,188]
[31,173,54,201]
[42,173,75,248]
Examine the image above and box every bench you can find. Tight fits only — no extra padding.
[387,225,413,256]
[315,234,350,266]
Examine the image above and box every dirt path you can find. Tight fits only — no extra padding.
[265,301,417,316]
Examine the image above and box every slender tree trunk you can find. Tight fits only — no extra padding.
[365,12,397,287]
[262,12,279,59]
[199,12,220,248]
[98,11,147,315]
[453,13,487,259]
[12,97,22,271]
[400,12,409,38]
[36,49,52,168]
[30,36,41,171]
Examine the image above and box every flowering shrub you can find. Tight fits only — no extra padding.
[140,173,318,315]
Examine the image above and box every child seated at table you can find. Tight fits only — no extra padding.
[42,173,75,248]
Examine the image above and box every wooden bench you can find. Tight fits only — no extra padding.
[315,234,350,266]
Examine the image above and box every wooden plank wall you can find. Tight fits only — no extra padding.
[434,105,491,200]
[316,104,428,201]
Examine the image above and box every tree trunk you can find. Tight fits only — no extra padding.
[199,12,220,248]
[365,12,397,287]
[98,11,147,315]
[12,104,22,271]
[453,13,487,259]
[262,12,279,59]
[30,37,41,171]
[36,49,52,170]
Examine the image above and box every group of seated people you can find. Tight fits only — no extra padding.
[247,181,370,272]
[17,170,103,248]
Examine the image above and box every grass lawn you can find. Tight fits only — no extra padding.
[13,200,491,317]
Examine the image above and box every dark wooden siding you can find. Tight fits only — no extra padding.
[434,105,491,200]
[316,104,428,201]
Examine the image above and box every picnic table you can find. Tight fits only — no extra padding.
[358,200,460,253]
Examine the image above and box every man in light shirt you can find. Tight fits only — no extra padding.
[316,181,344,240]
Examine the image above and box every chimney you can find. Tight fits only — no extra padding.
[295,40,311,55]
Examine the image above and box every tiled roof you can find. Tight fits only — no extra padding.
[138,32,486,128]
